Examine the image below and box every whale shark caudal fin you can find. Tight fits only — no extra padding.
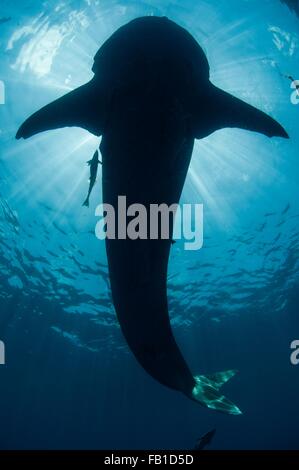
[192,83,289,140]
[16,79,106,140]
[191,369,242,415]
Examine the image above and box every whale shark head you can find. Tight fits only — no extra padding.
[16,16,288,141]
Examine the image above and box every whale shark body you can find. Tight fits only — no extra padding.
[16,16,288,415]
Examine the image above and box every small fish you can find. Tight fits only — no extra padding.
[282,202,290,215]
[194,429,216,450]
[83,149,101,207]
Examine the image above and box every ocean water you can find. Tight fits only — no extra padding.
[0,0,298,450]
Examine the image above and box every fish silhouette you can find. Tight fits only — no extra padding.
[194,429,216,450]
[82,149,102,207]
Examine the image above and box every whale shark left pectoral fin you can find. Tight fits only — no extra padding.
[192,83,289,140]
[16,79,106,139]
[191,369,242,415]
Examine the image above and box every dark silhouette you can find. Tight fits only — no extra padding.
[194,429,216,450]
[280,0,299,17]
[16,16,288,414]
[0,17,11,26]
[83,149,101,207]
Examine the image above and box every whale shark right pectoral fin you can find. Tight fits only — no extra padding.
[191,369,242,415]
[192,83,289,140]
[16,78,106,140]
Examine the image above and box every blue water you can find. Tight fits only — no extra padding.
[0,0,298,449]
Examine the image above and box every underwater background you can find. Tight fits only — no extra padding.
[0,0,298,450]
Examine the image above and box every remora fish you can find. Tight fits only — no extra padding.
[83,149,101,207]
[194,429,216,450]
[16,16,288,414]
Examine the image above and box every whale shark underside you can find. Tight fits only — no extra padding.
[16,16,288,415]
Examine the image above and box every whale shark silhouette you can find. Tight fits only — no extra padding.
[16,16,288,415]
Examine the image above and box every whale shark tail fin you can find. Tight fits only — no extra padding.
[16,78,106,140]
[191,369,242,415]
[192,83,289,140]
